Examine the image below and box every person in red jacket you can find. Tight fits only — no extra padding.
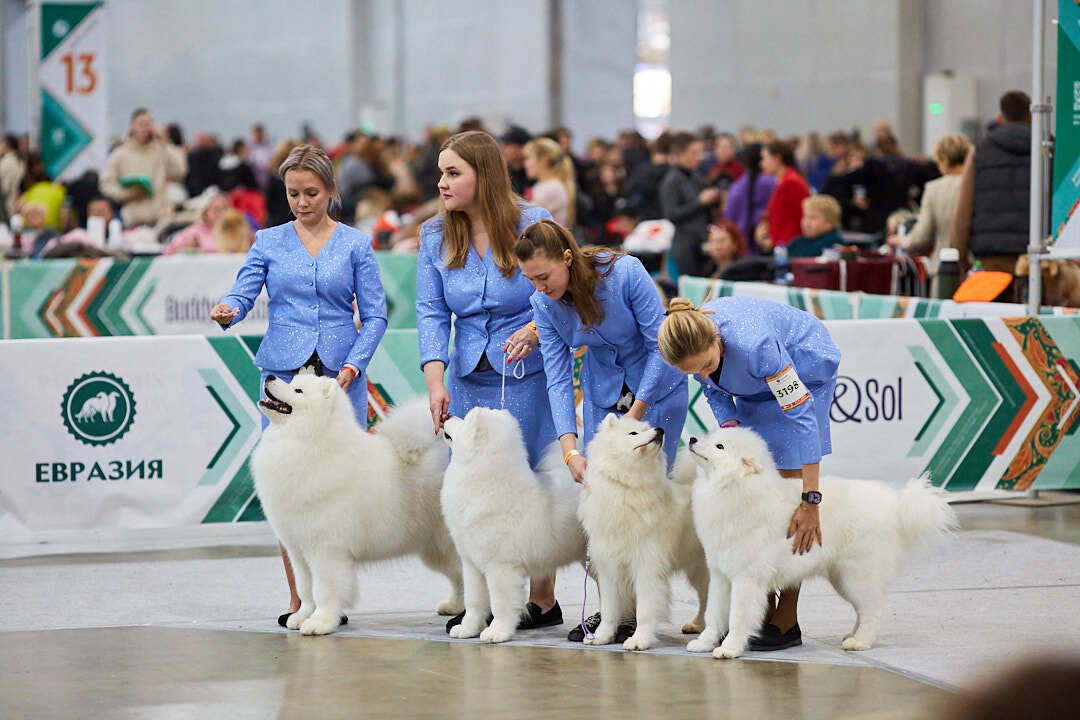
[762,140,810,247]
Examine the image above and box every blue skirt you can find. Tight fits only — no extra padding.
[734,378,834,470]
[582,383,689,471]
[449,365,556,469]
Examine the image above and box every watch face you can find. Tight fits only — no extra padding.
[804,491,822,504]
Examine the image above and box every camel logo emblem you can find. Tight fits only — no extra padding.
[62,372,136,446]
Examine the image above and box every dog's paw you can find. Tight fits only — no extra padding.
[583,630,616,646]
[479,625,514,644]
[623,633,654,651]
[285,607,313,630]
[449,624,481,639]
[436,600,464,616]
[299,616,338,636]
[681,620,705,634]
[714,638,744,659]
[686,636,718,653]
[842,637,873,651]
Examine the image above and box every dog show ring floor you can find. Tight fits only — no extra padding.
[2,501,1079,719]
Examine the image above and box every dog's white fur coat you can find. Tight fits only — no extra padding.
[440,407,586,643]
[252,374,463,635]
[687,426,956,658]
[578,414,709,650]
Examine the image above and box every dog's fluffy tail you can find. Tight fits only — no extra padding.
[669,447,697,485]
[897,475,958,551]
[375,399,441,468]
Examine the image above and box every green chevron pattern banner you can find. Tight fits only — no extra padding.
[1,252,418,338]
[678,276,1078,320]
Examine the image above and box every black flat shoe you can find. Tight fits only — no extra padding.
[278,612,348,628]
[748,622,802,651]
[517,602,563,630]
[566,612,636,643]
[445,610,493,634]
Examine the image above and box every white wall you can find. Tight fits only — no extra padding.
[2,0,30,134]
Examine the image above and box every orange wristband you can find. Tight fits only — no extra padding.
[527,321,540,339]
[564,449,581,465]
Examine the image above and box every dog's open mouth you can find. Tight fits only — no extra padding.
[634,427,664,449]
[259,382,293,415]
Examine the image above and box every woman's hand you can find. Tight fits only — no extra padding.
[786,503,822,555]
[337,366,357,391]
[567,453,588,484]
[504,325,539,362]
[428,383,451,435]
[210,303,239,327]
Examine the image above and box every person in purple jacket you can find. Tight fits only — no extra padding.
[212,144,388,629]
[722,143,777,252]
[658,295,841,652]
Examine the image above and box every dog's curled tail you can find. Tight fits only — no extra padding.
[898,475,958,551]
[375,399,441,468]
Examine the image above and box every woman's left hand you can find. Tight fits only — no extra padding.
[337,366,357,391]
[504,326,539,362]
[787,503,822,555]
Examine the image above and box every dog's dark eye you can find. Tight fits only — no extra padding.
[294,388,303,394]
[443,433,452,441]
[715,443,724,450]
[629,431,638,436]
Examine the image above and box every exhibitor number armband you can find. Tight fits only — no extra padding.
[766,364,810,412]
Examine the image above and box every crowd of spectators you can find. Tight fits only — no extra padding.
[0,92,1052,302]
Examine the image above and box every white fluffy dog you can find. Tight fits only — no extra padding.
[440,407,586,644]
[578,414,709,651]
[252,373,463,635]
[686,426,956,659]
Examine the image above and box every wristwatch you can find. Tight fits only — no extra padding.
[801,491,823,505]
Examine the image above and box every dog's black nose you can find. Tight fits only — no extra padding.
[688,437,697,445]
[266,374,277,383]
[655,427,664,438]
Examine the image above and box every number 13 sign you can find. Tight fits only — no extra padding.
[37,2,107,181]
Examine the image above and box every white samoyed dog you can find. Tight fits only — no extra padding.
[578,413,709,651]
[686,426,956,659]
[440,407,586,644]
[252,373,463,636]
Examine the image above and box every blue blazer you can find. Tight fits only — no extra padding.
[416,204,552,377]
[531,254,687,438]
[220,222,388,373]
[697,296,840,463]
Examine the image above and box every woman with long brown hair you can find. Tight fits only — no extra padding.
[415,131,562,633]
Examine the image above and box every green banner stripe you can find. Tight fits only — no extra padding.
[201,457,256,523]
[41,2,100,60]
[41,89,93,180]
[11,260,75,337]
[99,260,151,335]
[918,321,998,488]
[1029,319,1080,486]
[202,383,239,471]
[83,260,128,335]
[236,495,266,522]
[241,335,262,359]
[206,336,262,405]
[947,322,1027,491]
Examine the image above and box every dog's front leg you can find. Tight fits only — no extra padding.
[688,570,729,653]
[284,547,315,630]
[480,563,525,644]
[300,551,355,636]
[450,558,489,639]
[714,576,766,659]
[682,561,710,634]
[624,564,669,651]
[584,565,626,646]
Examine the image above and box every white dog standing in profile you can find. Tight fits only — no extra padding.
[578,413,708,651]
[440,407,586,644]
[686,426,956,659]
[252,373,463,636]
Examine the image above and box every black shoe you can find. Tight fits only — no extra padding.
[517,601,563,630]
[278,612,348,628]
[445,610,493,634]
[748,623,802,651]
[567,612,636,643]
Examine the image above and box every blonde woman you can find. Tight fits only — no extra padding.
[657,296,841,652]
[524,137,576,227]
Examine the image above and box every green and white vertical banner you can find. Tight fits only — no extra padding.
[35,1,107,181]
[1052,0,1080,255]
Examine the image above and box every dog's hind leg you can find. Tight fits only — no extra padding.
[624,563,669,651]
[687,569,729,653]
[714,576,768,659]
[682,561,709,634]
[831,566,885,651]
[421,542,464,616]
[584,566,630,646]
[480,563,526,644]
[299,551,355,636]
[284,548,315,630]
[449,558,489,639]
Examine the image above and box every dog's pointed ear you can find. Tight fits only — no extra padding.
[322,379,335,398]
[297,365,316,376]
[470,411,489,445]
[600,413,619,430]
[741,455,763,475]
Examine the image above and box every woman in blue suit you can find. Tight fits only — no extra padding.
[212,144,387,627]
[657,295,841,652]
[416,131,561,632]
